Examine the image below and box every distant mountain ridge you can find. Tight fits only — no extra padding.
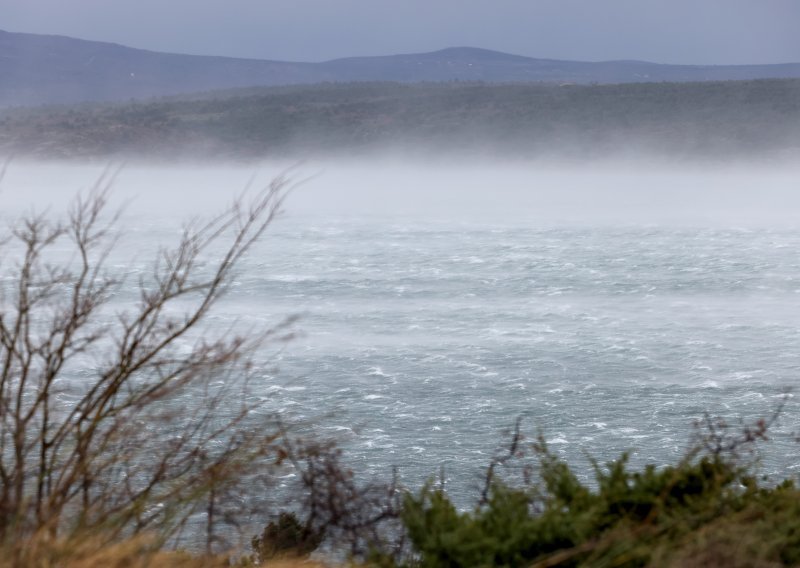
[3,29,800,107]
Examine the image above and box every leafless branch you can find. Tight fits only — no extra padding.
[0,172,294,555]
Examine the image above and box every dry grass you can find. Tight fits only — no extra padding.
[0,535,331,567]
[259,560,329,568]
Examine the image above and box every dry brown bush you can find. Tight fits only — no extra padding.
[0,169,295,557]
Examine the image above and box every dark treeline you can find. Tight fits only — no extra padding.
[1,79,800,161]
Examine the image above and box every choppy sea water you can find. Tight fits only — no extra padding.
[4,162,800,508]
[116,216,800,502]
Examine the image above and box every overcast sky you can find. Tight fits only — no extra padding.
[1,0,799,65]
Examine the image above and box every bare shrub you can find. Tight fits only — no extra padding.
[0,170,293,554]
[690,394,788,462]
[273,427,406,562]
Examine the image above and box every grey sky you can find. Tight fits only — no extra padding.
[1,0,799,65]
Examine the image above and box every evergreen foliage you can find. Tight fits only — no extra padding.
[388,437,800,567]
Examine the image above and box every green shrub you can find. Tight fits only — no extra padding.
[395,440,800,567]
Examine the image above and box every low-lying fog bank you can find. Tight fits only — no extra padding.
[2,159,800,228]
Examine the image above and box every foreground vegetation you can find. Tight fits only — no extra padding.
[1,173,800,566]
[1,79,800,161]
[6,411,799,567]
[390,414,800,567]
[245,412,800,567]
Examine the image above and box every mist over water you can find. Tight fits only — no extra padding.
[3,159,800,226]
[3,159,800,501]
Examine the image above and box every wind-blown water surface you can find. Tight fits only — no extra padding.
[3,161,800,503]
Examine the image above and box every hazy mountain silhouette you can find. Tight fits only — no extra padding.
[3,29,800,106]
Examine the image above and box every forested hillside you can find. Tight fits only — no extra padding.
[2,79,799,161]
